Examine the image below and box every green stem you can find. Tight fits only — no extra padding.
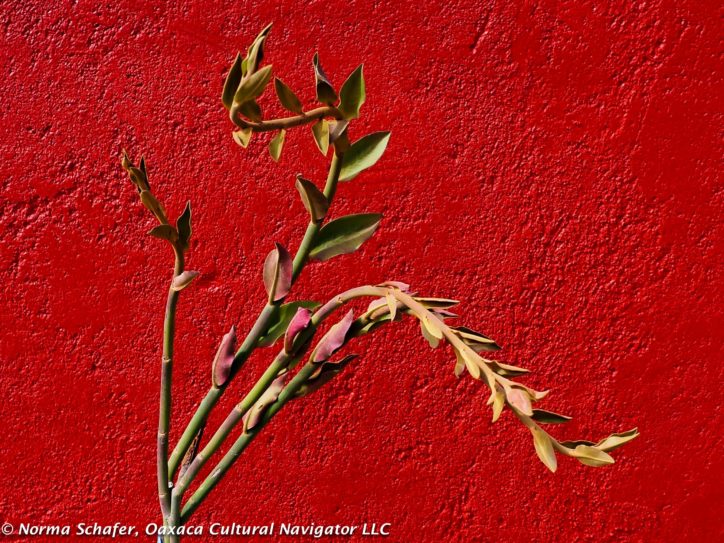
[167,151,344,481]
[177,285,384,521]
[158,246,184,535]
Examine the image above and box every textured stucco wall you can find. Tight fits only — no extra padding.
[1,1,722,541]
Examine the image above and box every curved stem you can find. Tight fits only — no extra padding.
[168,150,345,481]
[230,105,340,132]
[158,246,184,537]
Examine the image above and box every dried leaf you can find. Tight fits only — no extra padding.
[420,319,440,349]
[461,349,482,379]
[339,132,390,181]
[413,297,460,309]
[212,326,237,388]
[139,190,166,222]
[492,389,505,422]
[269,130,286,162]
[338,65,365,120]
[594,428,639,452]
[233,65,273,105]
[258,301,321,347]
[453,349,466,377]
[274,77,303,114]
[329,119,349,144]
[506,387,533,416]
[312,310,355,363]
[385,290,398,321]
[263,243,292,302]
[148,224,178,243]
[532,427,558,473]
[572,445,615,467]
[378,281,410,291]
[492,361,530,377]
[222,53,243,110]
[284,307,313,354]
[232,128,253,148]
[171,270,199,292]
[531,409,572,424]
[313,53,337,105]
[295,175,329,223]
[311,120,329,156]
[309,213,382,261]
[176,201,192,251]
[452,326,500,352]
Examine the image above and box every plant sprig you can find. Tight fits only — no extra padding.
[121,24,637,543]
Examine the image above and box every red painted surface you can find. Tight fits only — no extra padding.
[1,1,721,541]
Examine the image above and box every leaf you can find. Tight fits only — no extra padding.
[572,445,615,467]
[148,224,178,243]
[453,349,466,377]
[506,387,533,416]
[313,53,337,105]
[212,326,236,388]
[239,99,262,122]
[222,53,243,110]
[311,120,329,156]
[233,65,273,105]
[378,280,410,291]
[245,23,272,75]
[295,175,329,223]
[532,427,558,473]
[269,130,286,162]
[139,190,166,222]
[461,349,482,379]
[312,310,355,363]
[257,301,320,347]
[594,428,639,452]
[420,319,440,349]
[233,128,252,148]
[329,119,349,143]
[491,389,505,422]
[244,374,287,432]
[492,361,529,377]
[339,132,390,181]
[413,297,460,309]
[531,409,572,424]
[452,326,500,352]
[176,201,192,251]
[385,290,397,321]
[338,65,365,120]
[263,243,292,302]
[274,78,303,114]
[171,270,199,292]
[296,354,358,397]
[284,307,313,354]
[309,213,382,261]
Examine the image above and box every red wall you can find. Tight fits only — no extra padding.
[1,1,721,541]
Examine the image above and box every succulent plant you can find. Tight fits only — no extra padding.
[120,24,638,543]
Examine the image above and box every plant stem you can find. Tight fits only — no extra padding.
[230,105,339,132]
[158,246,184,539]
[177,285,385,521]
[167,151,344,480]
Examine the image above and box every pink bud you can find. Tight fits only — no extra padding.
[212,326,236,388]
[284,307,313,354]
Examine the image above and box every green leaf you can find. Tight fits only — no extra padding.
[311,120,329,156]
[338,65,365,120]
[274,78,303,114]
[295,175,329,223]
[222,53,243,110]
[245,23,272,75]
[258,301,321,347]
[148,224,178,243]
[232,128,252,148]
[309,213,382,261]
[233,65,273,105]
[238,100,262,122]
[530,409,572,424]
[339,132,390,181]
[269,130,286,162]
[532,427,558,473]
[176,202,192,251]
[313,53,337,105]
